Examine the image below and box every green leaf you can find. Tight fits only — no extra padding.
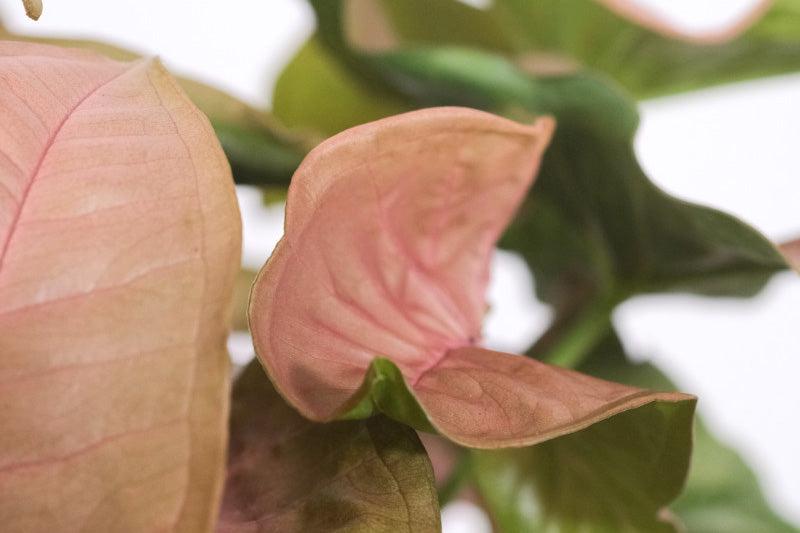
[471,399,695,533]
[274,13,789,317]
[349,0,800,100]
[218,360,441,533]
[369,47,789,311]
[488,0,800,99]
[577,333,800,533]
[272,35,411,136]
[341,358,436,434]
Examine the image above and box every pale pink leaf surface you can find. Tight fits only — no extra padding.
[0,42,241,532]
[249,107,692,448]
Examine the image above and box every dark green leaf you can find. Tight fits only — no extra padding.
[471,398,695,533]
[217,360,441,533]
[274,11,789,319]
[577,332,800,533]
[349,0,800,100]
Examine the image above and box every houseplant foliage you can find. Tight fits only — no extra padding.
[2,1,798,533]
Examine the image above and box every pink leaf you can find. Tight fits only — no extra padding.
[0,42,241,532]
[249,107,692,448]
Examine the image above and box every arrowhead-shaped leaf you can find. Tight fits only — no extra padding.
[249,107,692,448]
[273,28,789,322]
[217,360,440,533]
[0,42,241,532]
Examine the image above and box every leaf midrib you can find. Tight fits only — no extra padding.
[0,59,133,274]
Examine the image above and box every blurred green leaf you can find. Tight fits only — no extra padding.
[349,0,514,53]
[577,333,800,533]
[273,35,410,136]
[217,360,441,533]
[276,8,789,325]
[471,399,695,533]
[0,17,306,188]
[342,0,800,99]
[489,0,800,99]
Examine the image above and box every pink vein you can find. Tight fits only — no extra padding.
[0,63,131,274]
[0,417,184,475]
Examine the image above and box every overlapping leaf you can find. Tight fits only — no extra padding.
[274,6,789,327]
[466,330,797,532]
[0,17,308,187]
[248,106,693,449]
[217,360,440,533]
[0,42,240,532]
[577,333,800,533]
[336,0,800,99]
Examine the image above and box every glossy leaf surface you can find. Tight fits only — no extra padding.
[0,42,241,532]
[249,107,692,449]
[217,360,440,533]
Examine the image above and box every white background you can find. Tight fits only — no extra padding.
[2,0,797,530]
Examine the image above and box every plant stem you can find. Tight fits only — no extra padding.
[438,453,471,508]
[536,292,620,368]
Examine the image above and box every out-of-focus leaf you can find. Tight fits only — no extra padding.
[0,17,307,187]
[275,14,789,321]
[249,107,692,449]
[577,332,800,533]
[503,107,789,317]
[368,45,789,311]
[231,268,257,332]
[341,0,800,99]
[216,360,440,533]
[0,42,240,532]
[780,237,800,272]
[273,35,410,137]
[471,400,695,533]
[345,0,513,53]
[489,0,800,99]
[21,0,42,20]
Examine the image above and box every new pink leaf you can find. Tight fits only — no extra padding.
[249,107,692,448]
[0,42,241,532]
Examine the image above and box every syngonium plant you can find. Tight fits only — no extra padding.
[2,1,799,532]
